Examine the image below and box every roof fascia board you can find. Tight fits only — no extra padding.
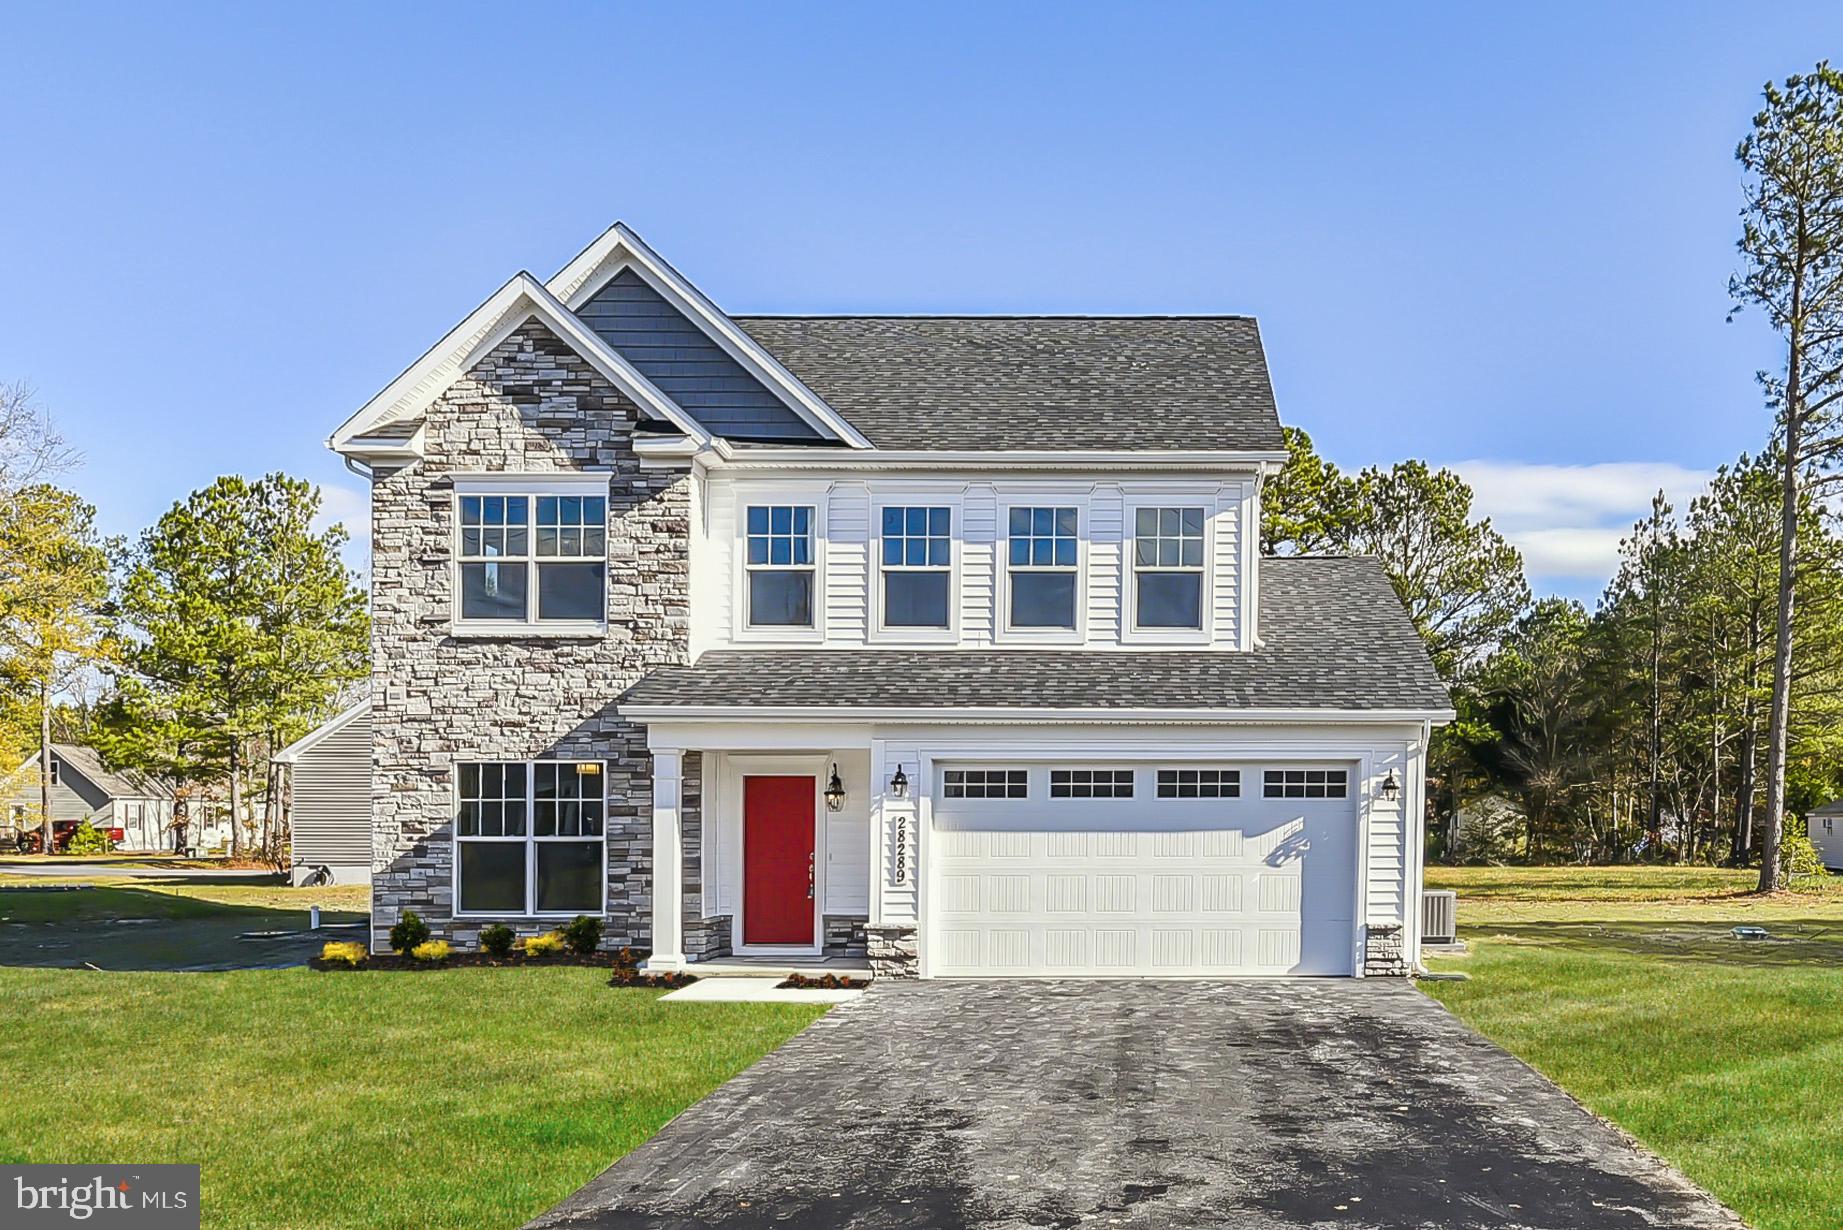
[705,449,1291,473]
[547,223,875,451]
[328,274,711,454]
[273,700,371,764]
[622,704,1456,725]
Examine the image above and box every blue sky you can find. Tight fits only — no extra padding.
[3,3,1839,600]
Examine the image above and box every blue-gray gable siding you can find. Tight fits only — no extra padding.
[577,269,822,441]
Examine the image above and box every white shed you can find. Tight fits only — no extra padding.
[1808,800,1843,871]
[275,702,372,885]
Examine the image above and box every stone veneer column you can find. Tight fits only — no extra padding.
[642,750,684,971]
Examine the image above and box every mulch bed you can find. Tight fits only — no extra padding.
[777,973,866,990]
[608,967,699,989]
[310,949,652,972]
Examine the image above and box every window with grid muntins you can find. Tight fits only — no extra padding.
[881,506,951,628]
[458,493,607,623]
[1007,506,1079,629]
[456,761,605,916]
[943,769,1029,799]
[1133,506,1205,630]
[1050,769,1135,798]
[1263,769,1348,799]
[1157,768,1241,798]
[745,505,815,627]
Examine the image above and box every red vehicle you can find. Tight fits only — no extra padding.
[13,821,82,854]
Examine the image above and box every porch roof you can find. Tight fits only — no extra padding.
[623,558,1452,716]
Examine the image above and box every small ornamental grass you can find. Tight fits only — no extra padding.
[320,941,367,967]
[523,931,566,957]
[410,940,451,963]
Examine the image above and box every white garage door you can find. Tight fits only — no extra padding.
[929,763,1357,977]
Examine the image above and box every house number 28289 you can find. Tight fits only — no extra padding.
[892,816,908,885]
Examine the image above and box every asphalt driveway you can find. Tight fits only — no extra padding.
[529,980,1742,1230]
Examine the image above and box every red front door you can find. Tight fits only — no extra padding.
[743,775,815,946]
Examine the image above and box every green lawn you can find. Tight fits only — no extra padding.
[0,967,823,1229]
[1423,865,1843,1230]
[0,884,827,1227]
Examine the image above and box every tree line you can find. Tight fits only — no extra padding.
[0,385,367,860]
[1263,65,1843,889]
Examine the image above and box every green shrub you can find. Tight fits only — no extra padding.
[320,941,367,967]
[561,915,603,955]
[523,931,565,957]
[66,821,113,856]
[1781,830,1828,880]
[410,940,451,962]
[478,924,516,957]
[389,910,431,954]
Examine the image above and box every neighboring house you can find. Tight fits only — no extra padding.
[1809,800,1843,871]
[2,745,176,852]
[273,701,373,885]
[329,222,1453,977]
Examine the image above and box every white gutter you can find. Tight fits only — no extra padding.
[622,704,1456,725]
[700,448,1292,473]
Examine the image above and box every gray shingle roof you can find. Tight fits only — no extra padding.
[623,557,1450,713]
[732,316,1285,452]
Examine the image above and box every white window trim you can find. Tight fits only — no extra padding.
[450,474,610,639]
[452,758,609,920]
[47,759,59,787]
[997,500,1086,644]
[871,496,961,643]
[728,483,829,645]
[1122,498,1213,645]
[1154,766,1243,799]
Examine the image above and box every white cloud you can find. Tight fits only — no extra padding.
[313,482,370,578]
[1445,460,1715,587]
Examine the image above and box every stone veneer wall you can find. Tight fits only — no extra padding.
[1363,924,1409,977]
[369,320,691,950]
[865,923,918,978]
[823,915,868,958]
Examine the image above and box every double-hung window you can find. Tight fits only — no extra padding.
[880,506,951,629]
[456,760,606,915]
[745,505,816,627]
[1132,507,1205,629]
[1007,506,1079,629]
[457,491,607,626]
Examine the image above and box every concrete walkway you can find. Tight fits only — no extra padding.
[528,980,1742,1230]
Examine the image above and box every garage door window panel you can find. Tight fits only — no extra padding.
[944,769,1029,799]
[1157,768,1240,799]
[1263,769,1348,799]
[1050,769,1135,799]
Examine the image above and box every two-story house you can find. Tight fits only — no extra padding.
[329,223,1451,979]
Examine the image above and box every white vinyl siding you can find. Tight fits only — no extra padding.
[695,473,1254,651]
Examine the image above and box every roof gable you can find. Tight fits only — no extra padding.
[577,270,822,442]
[329,273,713,456]
[548,224,871,448]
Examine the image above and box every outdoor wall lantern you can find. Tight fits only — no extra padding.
[888,764,909,799]
[825,763,847,812]
[1379,771,1401,804]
